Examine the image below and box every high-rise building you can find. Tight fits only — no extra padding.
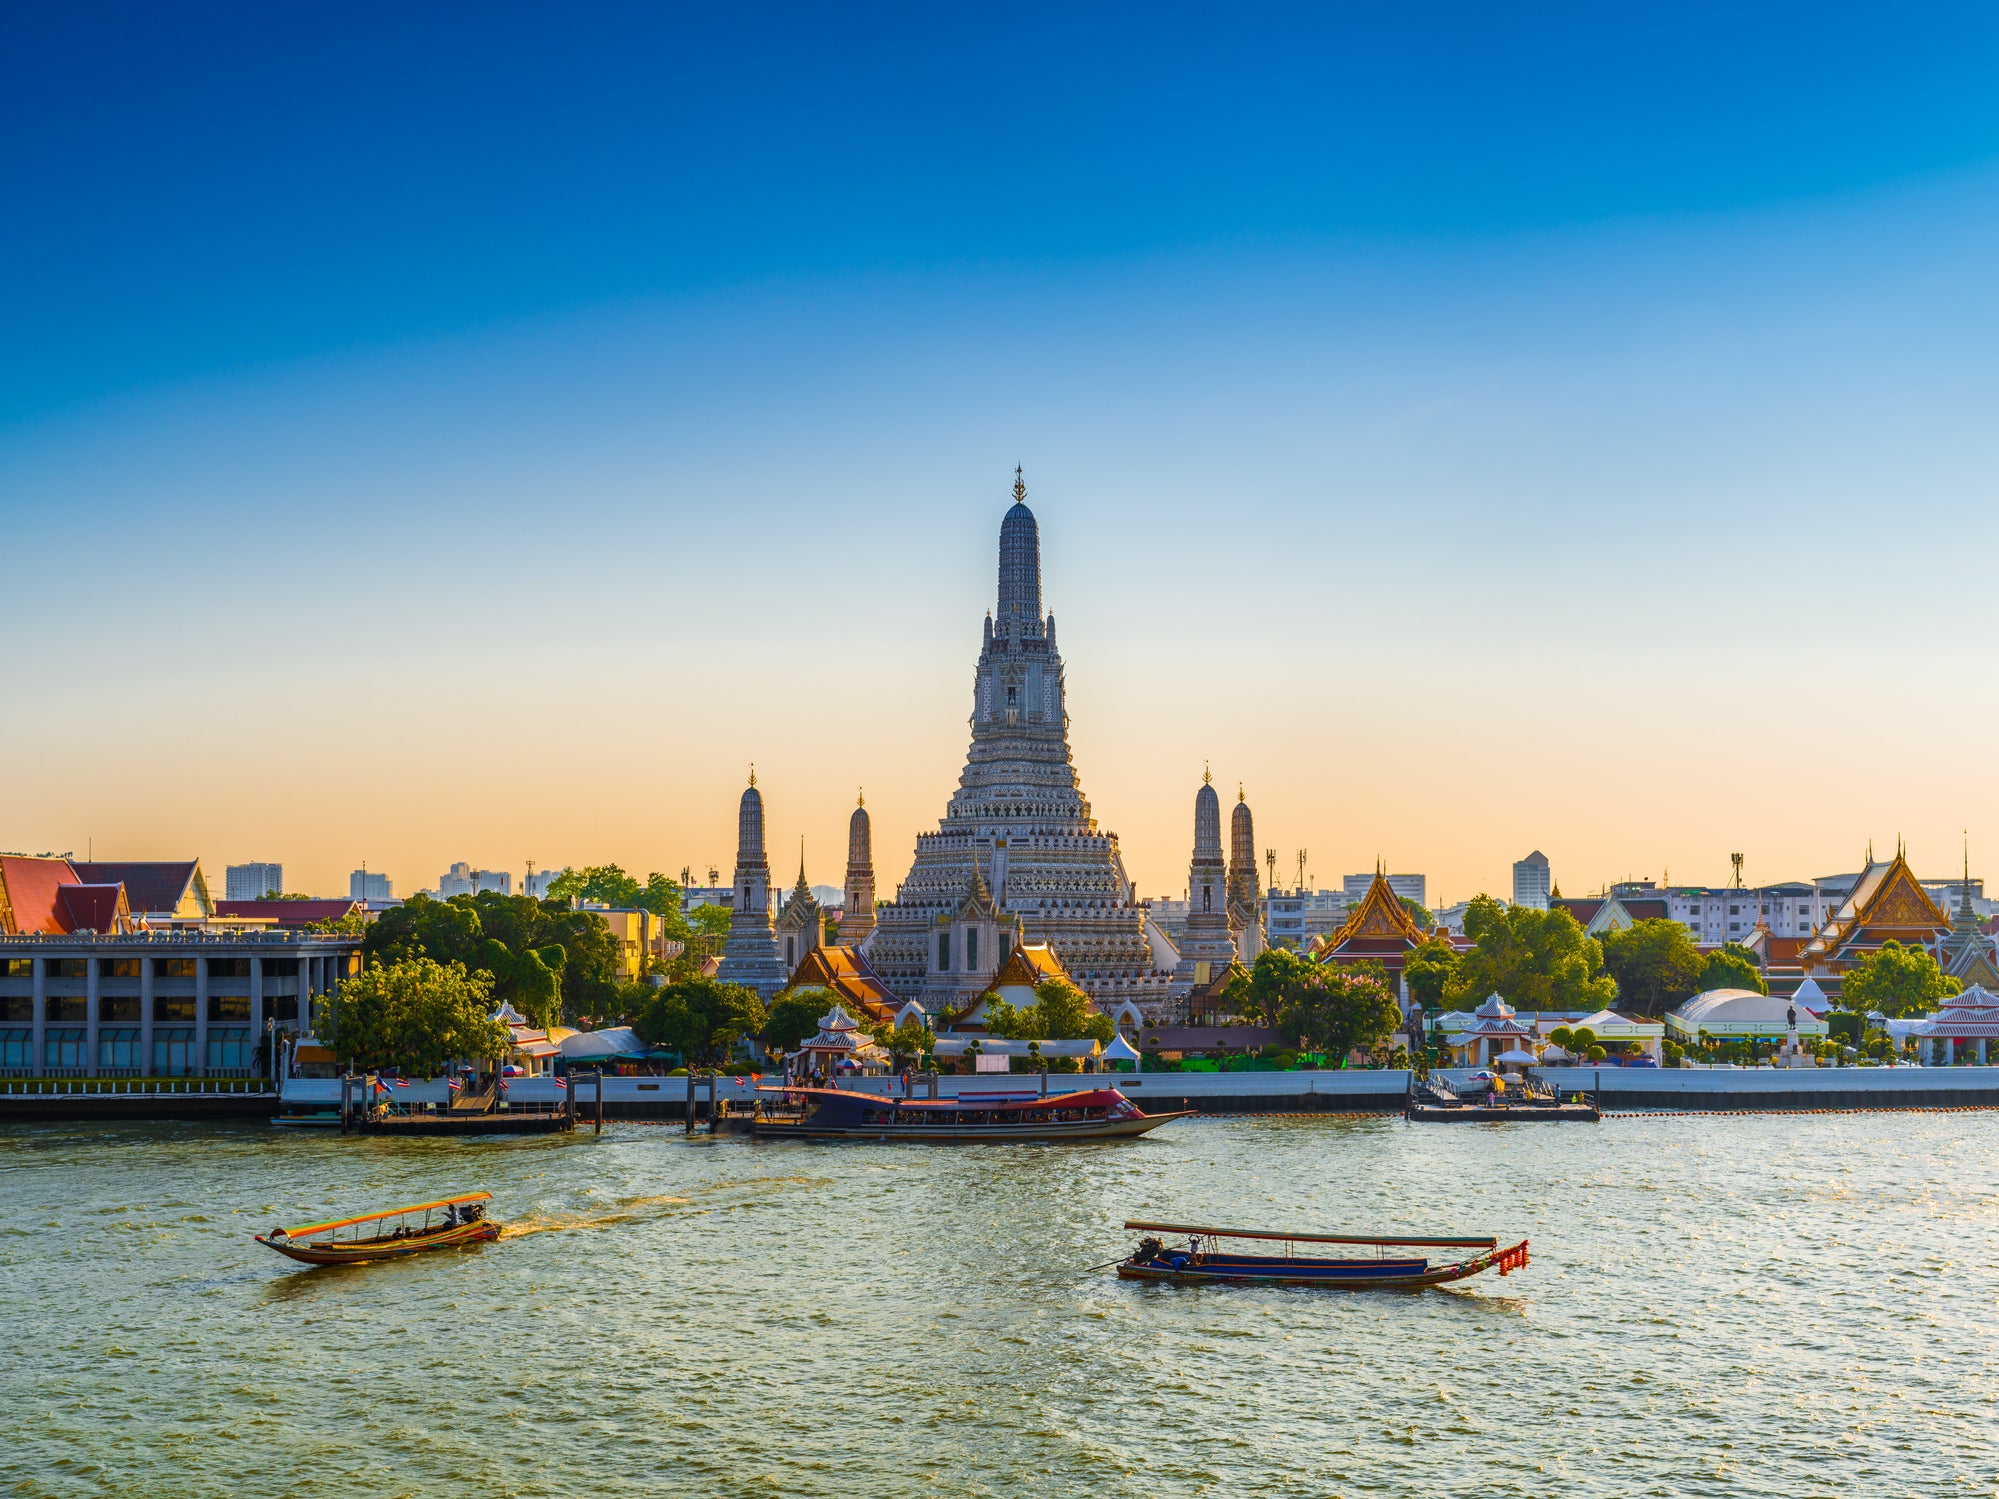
[436,863,510,898]
[225,862,284,901]
[349,869,393,902]
[866,471,1173,1016]
[715,776,787,997]
[1512,851,1552,910]
[523,868,559,898]
[1342,872,1427,909]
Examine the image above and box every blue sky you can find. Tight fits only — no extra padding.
[4,4,1997,900]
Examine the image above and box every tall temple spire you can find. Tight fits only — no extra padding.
[997,468,1042,630]
[1228,785,1263,963]
[1172,776,1237,1006]
[840,793,877,945]
[717,777,786,997]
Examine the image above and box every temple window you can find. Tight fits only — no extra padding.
[968,929,979,969]
[938,934,951,971]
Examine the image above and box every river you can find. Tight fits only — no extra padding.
[2,1111,1993,1496]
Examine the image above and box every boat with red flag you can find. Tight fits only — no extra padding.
[751,1085,1187,1142]
[1117,1220,1530,1289]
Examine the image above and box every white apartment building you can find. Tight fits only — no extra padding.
[349,870,392,902]
[1513,851,1552,911]
[1342,872,1426,909]
[436,863,511,899]
[224,862,283,901]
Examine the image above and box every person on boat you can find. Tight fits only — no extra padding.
[442,1204,458,1228]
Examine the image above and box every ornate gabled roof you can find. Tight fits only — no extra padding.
[1323,869,1425,952]
[1799,850,1949,969]
[989,941,1072,992]
[786,946,898,1024]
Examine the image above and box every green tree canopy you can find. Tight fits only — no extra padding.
[1697,942,1768,997]
[1242,947,1320,1028]
[1276,965,1402,1064]
[1403,937,1462,1011]
[1442,896,1617,1013]
[1841,940,1962,1018]
[634,977,767,1064]
[323,957,507,1077]
[764,987,836,1052]
[687,903,734,939]
[1599,919,1705,1016]
[869,1015,932,1070]
[545,864,642,907]
[1401,898,1435,928]
[363,892,622,1022]
[978,980,1114,1044]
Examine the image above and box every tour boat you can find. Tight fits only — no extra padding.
[254,1192,499,1266]
[750,1085,1188,1142]
[1116,1220,1529,1289]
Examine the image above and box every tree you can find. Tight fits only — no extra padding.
[1243,948,1320,1027]
[634,978,767,1064]
[870,1015,932,1070]
[1276,966,1401,1065]
[1842,940,1962,1018]
[687,903,733,939]
[1599,919,1705,1016]
[764,987,836,1052]
[322,957,507,1077]
[1033,979,1114,1043]
[1697,942,1768,996]
[545,864,643,908]
[1442,896,1616,1013]
[479,937,565,1029]
[1403,937,1461,1011]
[1400,898,1435,928]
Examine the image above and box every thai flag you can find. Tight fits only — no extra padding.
[552,1077,567,1089]
[393,1078,410,1088]
[445,1078,462,1091]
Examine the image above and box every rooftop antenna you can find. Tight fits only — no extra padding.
[1730,853,1744,890]
[1265,847,1277,892]
[1296,849,1308,892]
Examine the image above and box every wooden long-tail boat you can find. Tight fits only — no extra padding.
[1116,1220,1529,1289]
[751,1085,1189,1142]
[254,1192,499,1266]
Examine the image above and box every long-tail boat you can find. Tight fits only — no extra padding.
[751,1085,1189,1142]
[1116,1220,1529,1289]
[254,1192,499,1266]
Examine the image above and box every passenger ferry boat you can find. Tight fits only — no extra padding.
[750,1085,1187,1142]
[254,1192,499,1266]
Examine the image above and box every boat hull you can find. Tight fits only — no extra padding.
[1118,1239,1529,1290]
[753,1110,1190,1143]
[256,1221,499,1265]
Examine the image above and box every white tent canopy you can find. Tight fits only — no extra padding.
[558,1026,646,1059]
[1102,1033,1142,1063]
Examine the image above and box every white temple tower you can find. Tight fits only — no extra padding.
[839,793,876,946]
[1228,786,1265,963]
[1170,773,1240,1005]
[867,470,1174,1015]
[716,773,788,997]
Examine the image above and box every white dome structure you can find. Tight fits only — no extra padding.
[1667,988,1828,1041]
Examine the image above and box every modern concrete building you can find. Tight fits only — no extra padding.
[436,863,510,898]
[0,855,359,1077]
[349,870,393,902]
[1342,872,1426,909]
[225,862,284,901]
[1512,851,1552,911]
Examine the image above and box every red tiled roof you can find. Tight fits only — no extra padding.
[215,899,360,927]
[1555,898,1604,924]
[55,884,129,933]
[72,861,199,916]
[0,855,81,934]
[1623,899,1670,921]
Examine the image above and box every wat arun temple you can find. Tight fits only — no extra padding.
[720,471,1269,1022]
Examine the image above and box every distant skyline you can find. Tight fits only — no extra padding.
[4,6,1997,904]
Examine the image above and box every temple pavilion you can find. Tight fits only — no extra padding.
[1439,994,1541,1068]
[1797,846,1951,987]
[1312,867,1430,993]
[1910,985,1999,1066]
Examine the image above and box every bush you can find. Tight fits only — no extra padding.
[1585,1045,1607,1062]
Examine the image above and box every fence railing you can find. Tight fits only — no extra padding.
[0,1077,276,1096]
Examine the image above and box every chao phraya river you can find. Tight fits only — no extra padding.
[4,1111,1996,1497]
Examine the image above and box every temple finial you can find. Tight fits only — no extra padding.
[1237,782,1245,803]
[748,762,756,788]
[858,787,865,808]
[1203,760,1211,785]
[1013,465,1026,504]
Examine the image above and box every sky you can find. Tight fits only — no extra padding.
[4,3,1998,906]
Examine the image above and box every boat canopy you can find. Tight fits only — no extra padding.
[282,1192,492,1239]
[1124,1220,1497,1249]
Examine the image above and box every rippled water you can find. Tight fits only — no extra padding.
[3,1112,1996,1497]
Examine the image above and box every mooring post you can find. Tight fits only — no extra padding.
[685,1068,696,1134]
[595,1069,604,1134]
[339,1074,351,1134]
[708,1071,721,1134]
[1040,1065,1048,1098]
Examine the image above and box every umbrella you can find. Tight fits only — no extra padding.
[1494,1048,1539,1067]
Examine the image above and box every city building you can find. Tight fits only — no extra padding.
[680,886,735,913]
[1341,872,1427,909]
[1512,852,1551,911]
[1261,888,1348,948]
[715,775,788,997]
[69,861,212,924]
[1608,880,1832,942]
[436,863,510,898]
[225,862,283,901]
[865,473,1174,1016]
[213,899,362,928]
[349,869,393,902]
[0,854,359,1077]
[523,868,559,898]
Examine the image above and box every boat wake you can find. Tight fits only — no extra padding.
[500,1194,692,1238]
